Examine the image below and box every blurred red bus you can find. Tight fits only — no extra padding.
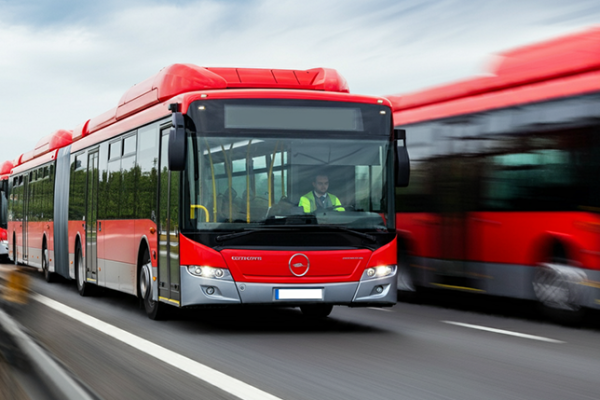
[390,27,600,319]
[8,64,409,319]
[0,161,11,261]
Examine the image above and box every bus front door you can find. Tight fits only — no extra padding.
[434,156,479,291]
[85,150,99,282]
[158,130,181,305]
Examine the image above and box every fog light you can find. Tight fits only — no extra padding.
[375,286,383,294]
[206,287,215,295]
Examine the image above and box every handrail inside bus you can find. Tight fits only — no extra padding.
[204,139,218,223]
[220,143,234,221]
[268,142,278,208]
[190,205,209,222]
[246,140,252,223]
[280,148,286,199]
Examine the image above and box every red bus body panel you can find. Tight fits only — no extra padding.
[181,234,397,284]
[390,26,600,308]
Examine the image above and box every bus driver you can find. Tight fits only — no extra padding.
[299,173,344,213]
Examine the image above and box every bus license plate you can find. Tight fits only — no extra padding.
[275,288,323,300]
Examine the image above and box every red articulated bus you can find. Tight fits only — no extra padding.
[389,26,600,320]
[8,64,409,319]
[0,160,11,261]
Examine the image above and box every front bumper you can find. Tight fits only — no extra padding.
[180,266,397,307]
[0,240,8,256]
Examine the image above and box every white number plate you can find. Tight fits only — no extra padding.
[275,288,323,300]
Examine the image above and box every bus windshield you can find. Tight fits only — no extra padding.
[183,135,391,233]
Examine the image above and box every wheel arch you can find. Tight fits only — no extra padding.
[530,231,582,267]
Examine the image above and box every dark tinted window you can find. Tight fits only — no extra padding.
[106,159,121,219]
[395,94,600,213]
[136,124,158,220]
[69,153,86,220]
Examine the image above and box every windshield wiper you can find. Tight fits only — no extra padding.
[308,225,378,242]
[216,228,300,243]
[215,225,379,244]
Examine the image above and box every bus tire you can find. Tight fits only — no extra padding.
[300,304,333,318]
[76,242,93,296]
[532,263,585,325]
[13,234,17,265]
[42,245,54,283]
[139,249,166,320]
[397,245,421,303]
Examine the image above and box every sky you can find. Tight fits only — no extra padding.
[1,0,600,163]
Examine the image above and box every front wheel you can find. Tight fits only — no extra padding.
[532,263,585,324]
[300,304,333,318]
[139,251,167,320]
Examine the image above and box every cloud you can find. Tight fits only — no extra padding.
[0,0,599,162]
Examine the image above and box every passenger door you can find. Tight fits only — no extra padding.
[85,150,99,282]
[158,128,181,304]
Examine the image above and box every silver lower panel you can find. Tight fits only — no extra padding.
[410,256,600,310]
[179,266,397,307]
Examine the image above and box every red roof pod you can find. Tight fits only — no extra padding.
[388,26,600,112]
[272,69,301,86]
[49,129,73,150]
[0,160,13,175]
[308,68,350,93]
[87,107,118,134]
[154,64,228,101]
[77,64,351,136]
[493,26,600,81]
[115,64,228,120]
[236,69,277,85]
[32,129,74,158]
[293,69,320,86]
[205,67,350,92]
[20,150,35,164]
[33,133,54,157]
[71,120,90,141]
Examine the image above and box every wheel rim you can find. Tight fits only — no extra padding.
[77,250,85,287]
[43,249,48,275]
[140,264,152,300]
[533,266,579,311]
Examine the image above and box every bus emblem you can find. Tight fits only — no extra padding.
[289,253,310,277]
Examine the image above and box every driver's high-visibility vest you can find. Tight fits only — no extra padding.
[298,191,344,213]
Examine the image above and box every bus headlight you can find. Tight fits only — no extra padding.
[364,265,396,279]
[186,266,231,280]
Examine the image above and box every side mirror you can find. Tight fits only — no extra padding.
[394,129,410,187]
[168,112,187,171]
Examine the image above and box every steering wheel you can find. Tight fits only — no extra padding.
[324,205,350,211]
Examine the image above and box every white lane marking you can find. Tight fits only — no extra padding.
[368,307,393,312]
[33,294,283,400]
[442,321,565,344]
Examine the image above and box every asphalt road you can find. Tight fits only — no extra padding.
[4,262,600,400]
